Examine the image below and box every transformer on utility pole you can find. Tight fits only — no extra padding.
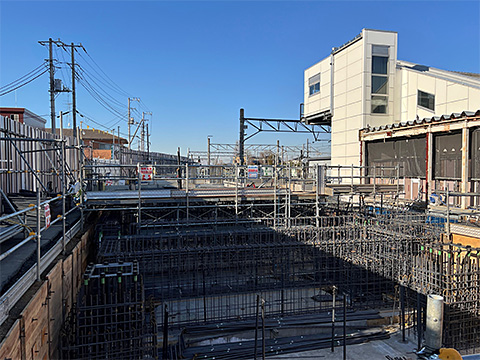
[38,38,81,136]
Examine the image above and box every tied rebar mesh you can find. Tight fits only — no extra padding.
[61,262,157,359]
[70,211,480,356]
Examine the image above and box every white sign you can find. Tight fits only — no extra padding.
[45,204,51,229]
[140,166,154,181]
[262,166,273,177]
[248,165,259,179]
[105,180,114,186]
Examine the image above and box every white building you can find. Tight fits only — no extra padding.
[303,29,480,167]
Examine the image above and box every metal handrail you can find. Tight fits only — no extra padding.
[0,204,79,262]
[0,192,75,224]
[0,219,81,326]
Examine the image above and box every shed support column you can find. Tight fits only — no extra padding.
[360,139,366,185]
[461,123,469,209]
[426,130,433,202]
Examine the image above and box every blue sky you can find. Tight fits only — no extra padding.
[1,1,479,155]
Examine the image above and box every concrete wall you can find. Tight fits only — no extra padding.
[0,226,93,360]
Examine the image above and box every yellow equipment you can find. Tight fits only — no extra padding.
[439,348,463,360]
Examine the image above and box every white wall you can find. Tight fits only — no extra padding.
[397,64,480,122]
[303,28,480,169]
[331,37,364,167]
[304,57,331,117]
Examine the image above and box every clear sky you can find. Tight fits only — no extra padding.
[1,1,479,156]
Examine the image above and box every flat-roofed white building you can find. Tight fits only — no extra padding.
[303,29,480,167]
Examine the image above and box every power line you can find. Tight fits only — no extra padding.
[75,70,126,119]
[0,63,48,95]
[0,67,48,96]
[77,48,131,98]
[76,64,126,109]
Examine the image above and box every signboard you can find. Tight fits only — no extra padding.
[262,166,273,177]
[247,165,259,179]
[105,180,114,186]
[45,204,51,229]
[140,166,154,181]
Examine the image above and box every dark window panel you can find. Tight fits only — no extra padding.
[372,56,388,74]
[418,90,435,111]
[372,76,388,94]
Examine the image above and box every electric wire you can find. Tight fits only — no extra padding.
[55,43,152,144]
[0,63,46,91]
[77,48,131,98]
[0,68,48,96]
[77,108,130,139]
[75,70,126,120]
[76,64,126,109]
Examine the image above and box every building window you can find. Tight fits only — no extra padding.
[309,74,320,96]
[372,76,388,94]
[372,57,388,75]
[371,45,389,114]
[418,90,435,111]
[371,96,388,114]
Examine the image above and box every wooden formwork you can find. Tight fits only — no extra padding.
[0,320,21,360]
[0,225,94,360]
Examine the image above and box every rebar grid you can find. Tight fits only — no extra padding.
[61,262,157,359]
[89,211,480,353]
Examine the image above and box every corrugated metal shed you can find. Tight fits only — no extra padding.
[362,110,480,134]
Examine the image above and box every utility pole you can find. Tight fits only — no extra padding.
[118,125,122,163]
[146,123,150,161]
[141,112,152,153]
[39,38,81,135]
[112,128,115,161]
[70,42,83,145]
[207,136,211,167]
[239,108,246,166]
[127,97,139,165]
[48,38,55,134]
[141,113,145,152]
[128,97,140,151]
[128,98,131,150]
[71,43,76,143]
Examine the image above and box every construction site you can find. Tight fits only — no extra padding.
[2,106,480,360]
[1,20,480,360]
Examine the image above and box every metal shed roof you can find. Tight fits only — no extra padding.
[362,110,480,134]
